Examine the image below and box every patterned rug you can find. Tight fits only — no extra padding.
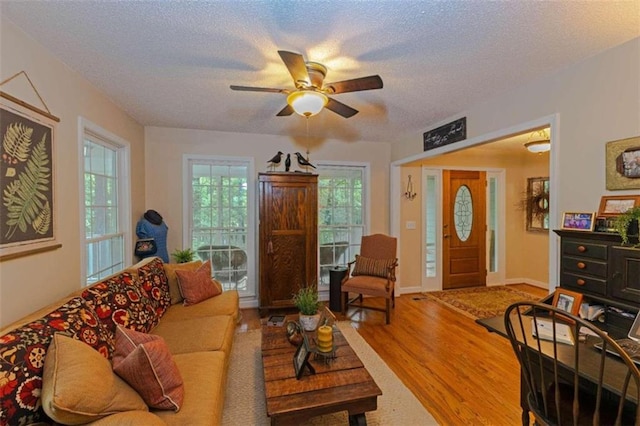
[423,285,543,320]
[222,322,437,425]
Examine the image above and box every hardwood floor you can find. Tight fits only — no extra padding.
[237,284,547,425]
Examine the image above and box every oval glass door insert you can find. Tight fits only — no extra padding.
[454,185,473,241]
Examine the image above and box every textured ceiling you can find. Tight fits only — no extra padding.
[2,1,639,144]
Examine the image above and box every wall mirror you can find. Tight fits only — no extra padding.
[525,177,550,232]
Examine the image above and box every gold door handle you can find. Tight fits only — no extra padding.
[443,234,450,239]
[267,241,273,254]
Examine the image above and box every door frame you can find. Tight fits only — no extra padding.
[420,167,505,292]
[390,114,559,294]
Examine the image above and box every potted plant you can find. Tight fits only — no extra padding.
[614,206,640,247]
[171,247,196,263]
[292,284,322,331]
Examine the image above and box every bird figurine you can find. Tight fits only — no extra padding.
[267,151,283,171]
[295,152,316,169]
[285,153,291,172]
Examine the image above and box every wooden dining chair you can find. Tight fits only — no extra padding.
[341,234,398,324]
[504,301,640,426]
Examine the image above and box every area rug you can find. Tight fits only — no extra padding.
[222,322,437,425]
[423,285,542,320]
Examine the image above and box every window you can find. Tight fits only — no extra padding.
[80,119,130,285]
[184,156,254,296]
[317,163,368,287]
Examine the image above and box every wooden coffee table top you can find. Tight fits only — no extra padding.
[261,319,382,425]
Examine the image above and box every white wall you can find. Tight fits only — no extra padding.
[144,126,391,291]
[0,19,145,327]
[393,37,640,219]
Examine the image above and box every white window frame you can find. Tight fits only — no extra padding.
[78,117,131,285]
[182,154,256,299]
[316,161,370,289]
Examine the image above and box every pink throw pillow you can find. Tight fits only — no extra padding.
[112,326,184,411]
[175,260,222,305]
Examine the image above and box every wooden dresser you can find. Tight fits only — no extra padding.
[258,173,317,314]
[555,230,640,337]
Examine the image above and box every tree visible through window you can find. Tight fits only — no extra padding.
[81,123,129,285]
[187,158,252,294]
[317,164,367,286]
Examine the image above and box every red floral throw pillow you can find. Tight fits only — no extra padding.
[0,297,113,426]
[81,271,157,335]
[175,260,222,306]
[135,257,171,323]
[112,326,184,411]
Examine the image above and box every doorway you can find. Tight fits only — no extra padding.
[442,170,487,289]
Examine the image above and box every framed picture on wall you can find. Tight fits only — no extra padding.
[561,212,595,232]
[0,90,61,261]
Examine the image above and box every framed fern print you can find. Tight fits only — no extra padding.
[0,92,60,260]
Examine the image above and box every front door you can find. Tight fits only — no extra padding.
[442,170,486,289]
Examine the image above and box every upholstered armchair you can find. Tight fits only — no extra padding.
[341,234,398,324]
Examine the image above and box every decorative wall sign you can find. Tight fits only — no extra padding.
[606,136,640,190]
[423,117,466,151]
[0,89,60,261]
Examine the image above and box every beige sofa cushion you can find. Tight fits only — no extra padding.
[163,260,202,305]
[87,411,165,425]
[42,334,147,425]
[152,352,227,426]
[160,290,239,323]
[152,315,234,356]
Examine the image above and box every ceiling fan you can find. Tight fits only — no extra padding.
[230,50,383,118]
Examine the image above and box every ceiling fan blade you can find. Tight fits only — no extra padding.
[276,104,294,116]
[325,97,358,118]
[324,75,383,94]
[230,85,287,93]
[278,51,310,86]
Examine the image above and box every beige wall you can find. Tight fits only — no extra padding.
[144,126,391,274]
[393,37,640,214]
[399,146,550,289]
[0,19,145,327]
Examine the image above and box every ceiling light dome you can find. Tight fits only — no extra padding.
[524,129,551,153]
[287,90,328,117]
[525,140,551,153]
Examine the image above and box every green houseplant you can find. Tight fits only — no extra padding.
[292,284,322,331]
[614,206,640,247]
[171,248,196,263]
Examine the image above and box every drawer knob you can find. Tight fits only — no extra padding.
[576,278,586,286]
[577,262,586,269]
[577,245,587,253]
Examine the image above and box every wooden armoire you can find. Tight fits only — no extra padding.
[258,172,318,313]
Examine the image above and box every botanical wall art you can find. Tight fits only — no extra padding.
[606,136,640,190]
[0,91,59,260]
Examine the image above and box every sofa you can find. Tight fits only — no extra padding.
[0,256,239,426]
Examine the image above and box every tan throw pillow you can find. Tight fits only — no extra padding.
[163,260,202,305]
[42,334,147,425]
[112,326,184,411]
[352,255,396,280]
[175,260,222,305]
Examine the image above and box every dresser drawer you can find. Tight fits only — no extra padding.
[561,272,607,296]
[562,240,607,260]
[562,255,607,277]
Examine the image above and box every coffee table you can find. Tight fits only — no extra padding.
[261,319,382,425]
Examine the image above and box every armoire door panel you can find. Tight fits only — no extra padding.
[259,173,317,313]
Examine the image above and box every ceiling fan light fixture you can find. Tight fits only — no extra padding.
[287,90,328,117]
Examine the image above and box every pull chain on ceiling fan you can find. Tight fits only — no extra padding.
[230,50,383,118]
